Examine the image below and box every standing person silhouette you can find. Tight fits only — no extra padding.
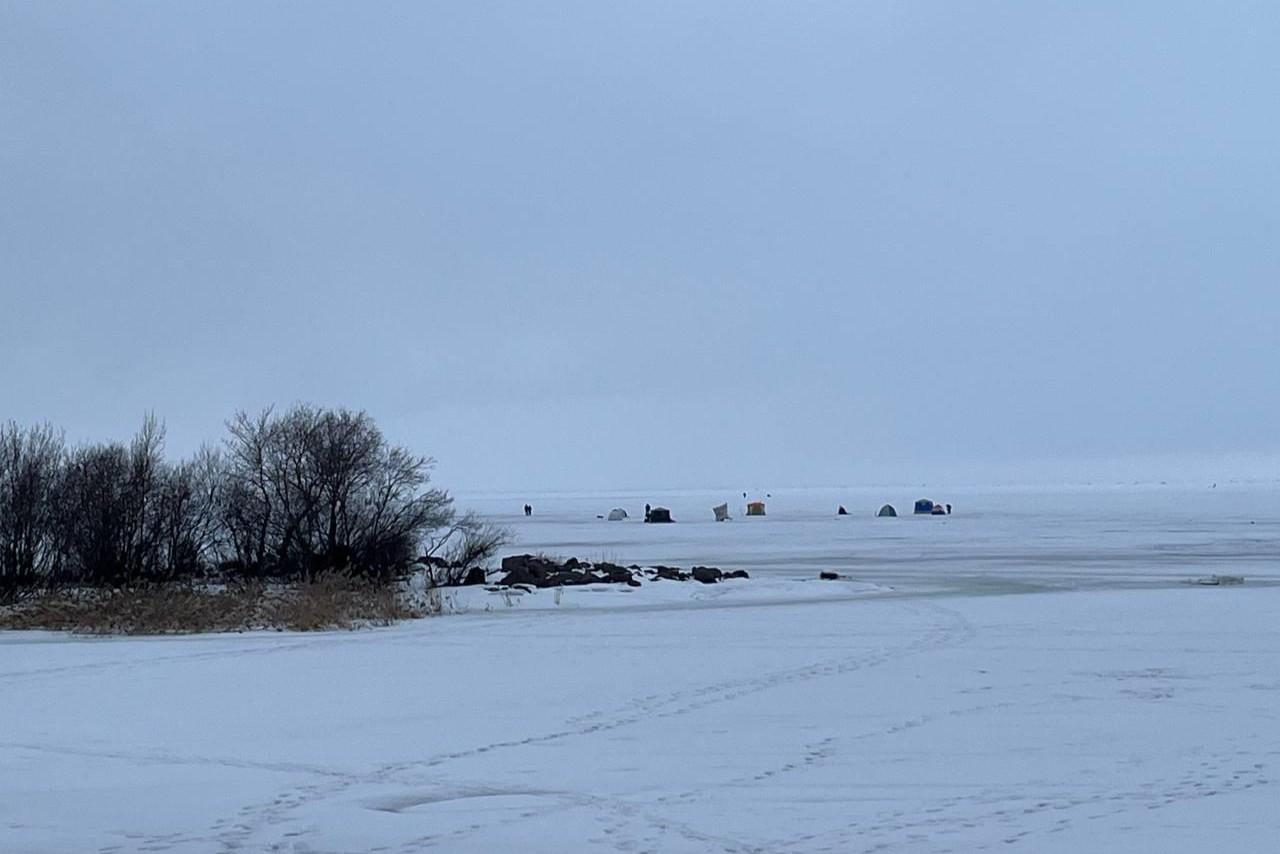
[644,503,651,523]
[524,504,532,517]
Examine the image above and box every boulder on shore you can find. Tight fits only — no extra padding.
[497,554,561,587]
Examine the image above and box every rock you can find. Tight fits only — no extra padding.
[691,566,723,584]
[497,569,535,587]
[627,579,642,587]
[723,569,749,579]
[501,554,532,572]
[461,567,486,586]
[652,566,688,581]
[594,566,636,585]
[544,570,594,587]
[564,557,582,570]
[819,571,840,580]
[497,554,560,587]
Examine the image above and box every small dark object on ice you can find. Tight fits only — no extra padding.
[819,571,840,580]
[837,505,848,515]
[1194,574,1244,586]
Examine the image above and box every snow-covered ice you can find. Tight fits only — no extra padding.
[2,485,1277,852]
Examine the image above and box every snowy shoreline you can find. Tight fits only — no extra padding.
[3,582,1277,852]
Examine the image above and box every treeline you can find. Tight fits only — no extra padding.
[0,406,504,603]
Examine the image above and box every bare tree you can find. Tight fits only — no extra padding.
[58,440,132,584]
[55,416,176,585]
[222,405,481,579]
[0,422,65,601]
[155,445,227,579]
[222,408,278,573]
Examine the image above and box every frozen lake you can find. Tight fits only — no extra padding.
[460,483,1280,593]
[2,484,1277,852]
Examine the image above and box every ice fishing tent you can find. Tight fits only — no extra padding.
[607,508,628,521]
[914,499,935,515]
[646,506,674,523]
[713,503,730,522]
[877,504,897,517]
[746,501,766,516]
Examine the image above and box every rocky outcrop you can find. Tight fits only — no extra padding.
[492,556,748,589]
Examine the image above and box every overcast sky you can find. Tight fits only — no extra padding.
[2,2,1278,491]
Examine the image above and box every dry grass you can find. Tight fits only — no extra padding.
[267,574,423,631]
[0,575,427,635]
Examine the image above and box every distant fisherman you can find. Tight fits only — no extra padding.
[524,504,532,517]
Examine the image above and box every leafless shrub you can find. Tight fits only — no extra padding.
[222,406,460,580]
[417,511,510,587]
